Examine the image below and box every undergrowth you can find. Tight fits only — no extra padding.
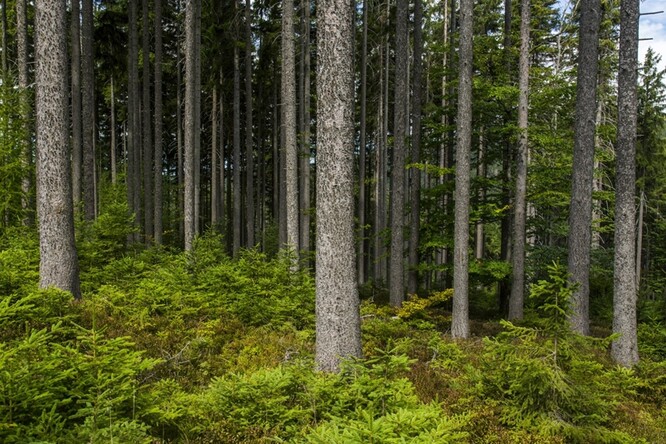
[0,228,665,443]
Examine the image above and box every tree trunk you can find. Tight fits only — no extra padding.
[357,0,368,285]
[408,0,423,295]
[177,52,183,245]
[245,0,255,247]
[475,129,485,260]
[142,0,153,241]
[389,0,408,306]
[35,0,81,299]
[184,0,199,251]
[509,0,530,321]
[81,0,95,221]
[282,0,299,256]
[568,0,601,335]
[211,85,219,226]
[452,0,474,339]
[299,0,311,257]
[154,0,163,244]
[315,0,362,372]
[636,189,644,290]
[611,0,639,367]
[1,0,6,72]
[129,0,141,242]
[194,0,201,235]
[219,73,226,238]
[110,74,117,185]
[71,0,82,209]
[233,43,241,255]
[17,0,30,224]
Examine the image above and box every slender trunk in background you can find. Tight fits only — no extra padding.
[184,0,199,251]
[142,0,153,241]
[17,0,30,223]
[212,86,219,225]
[390,0,408,306]
[611,0,639,367]
[245,0,255,247]
[35,0,81,299]
[636,190,644,290]
[219,74,226,237]
[475,129,485,260]
[177,54,184,245]
[358,0,368,285]
[568,0,601,335]
[437,0,450,287]
[300,0,311,256]
[71,0,82,209]
[452,0,474,339]
[129,0,141,242]
[1,0,6,72]
[509,0,530,321]
[194,0,201,235]
[154,0,163,244]
[110,75,117,185]
[315,0,362,373]
[81,0,95,221]
[408,0,423,295]
[233,44,242,255]
[272,75,279,227]
[282,0,299,256]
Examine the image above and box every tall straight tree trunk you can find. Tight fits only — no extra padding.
[475,129,485,260]
[245,0,255,247]
[408,0,423,295]
[1,0,6,72]
[81,0,95,221]
[282,0,299,255]
[110,74,117,185]
[390,0,408,306]
[129,0,141,242]
[509,0,530,320]
[154,0,163,244]
[636,189,644,289]
[437,0,450,288]
[219,74,226,235]
[142,0,153,241]
[357,0,368,285]
[177,54,183,245]
[211,85,219,226]
[568,0,601,335]
[17,0,30,223]
[233,44,242,255]
[315,0,362,372]
[299,0,311,256]
[184,0,199,251]
[71,0,82,209]
[611,0,639,367]
[35,0,81,299]
[452,0,474,339]
[193,0,201,235]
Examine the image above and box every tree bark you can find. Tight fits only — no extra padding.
[299,0,311,256]
[315,0,362,372]
[1,0,6,72]
[611,0,639,367]
[568,0,601,335]
[233,43,241,255]
[245,0,255,247]
[17,0,30,223]
[81,0,95,221]
[35,0,81,299]
[211,85,219,226]
[110,74,117,185]
[128,0,141,242]
[184,0,199,251]
[142,0,153,241]
[452,0,474,339]
[357,0,368,285]
[408,0,423,295]
[389,0,408,306]
[509,0,530,321]
[71,0,82,209]
[282,0,299,256]
[154,0,163,244]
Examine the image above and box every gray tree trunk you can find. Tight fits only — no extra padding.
[17,0,30,223]
[1,0,6,72]
[110,74,117,185]
[452,0,474,339]
[389,0,408,306]
[35,0,81,299]
[245,0,255,247]
[567,0,601,335]
[184,0,199,251]
[142,0,153,241]
[509,0,530,321]
[357,0,368,285]
[475,130,485,260]
[233,43,241,255]
[611,0,639,367]
[81,0,95,221]
[315,0,362,372]
[154,0,163,245]
[71,0,82,209]
[219,75,226,234]
[177,53,183,245]
[193,0,201,236]
[128,0,141,242]
[212,85,219,226]
[282,0,299,256]
[408,0,423,295]
[299,0,311,256]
